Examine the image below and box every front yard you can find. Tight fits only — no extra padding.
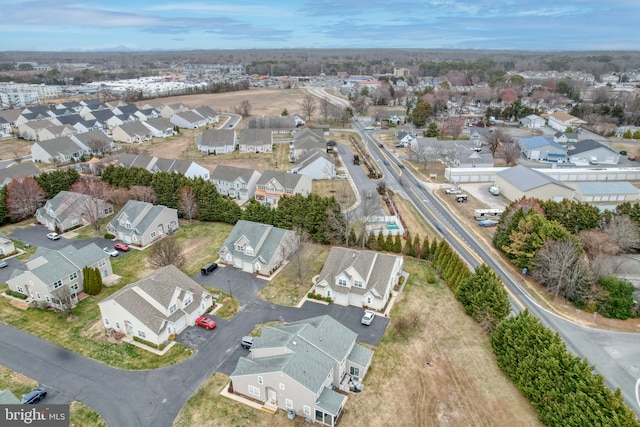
[0,220,237,370]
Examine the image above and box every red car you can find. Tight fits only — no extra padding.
[195,316,216,329]
[114,242,130,252]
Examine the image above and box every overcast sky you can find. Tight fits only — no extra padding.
[1,0,638,52]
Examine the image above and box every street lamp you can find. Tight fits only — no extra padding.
[228,279,233,299]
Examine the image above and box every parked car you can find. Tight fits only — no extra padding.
[195,316,216,329]
[455,194,468,203]
[365,126,374,130]
[488,186,500,196]
[620,150,627,155]
[445,187,462,195]
[629,156,636,161]
[201,263,218,275]
[361,311,375,326]
[103,247,119,257]
[0,260,7,268]
[114,242,130,252]
[21,387,46,404]
[478,219,499,227]
[241,336,254,349]
[46,232,60,240]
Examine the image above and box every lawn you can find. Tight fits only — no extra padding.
[257,243,330,306]
[0,221,240,370]
[313,178,356,208]
[172,256,541,427]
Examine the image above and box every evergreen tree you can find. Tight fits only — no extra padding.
[411,234,421,258]
[384,234,394,252]
[421,236,431,259]
[0,186,8,226]
[455,264,510,331]
[36,168,80,199]
[392,234,402,253]
[376,231,385,250]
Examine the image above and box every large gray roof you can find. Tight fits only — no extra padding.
[256,170,307,189]
[211,164,259,183]
[567,139,618,156]
[0,163,40,185]
[108,200,174,237]
[497,165,573,192]
[570,181,640,195]
[35,136,83,157]
[219,220,290,266]
[142,117,173,131]
[116,121,151,137]
[198,129,235,147]
[100,265,209,334]
[237,128,273,145]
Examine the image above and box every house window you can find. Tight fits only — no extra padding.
[169,304,177,314]
[258,376,263,384]
[338,278,347,287]
[52,280,63,289]
[286,399,293,409]
[115,322,120,329]
[71,219,79,226]
[248,385,260,397]
[125,222,132,229]
[105,318,109,325]
[71,284,79,291]
[279,383,285,391]
[183,294,192,307]
[354,280,363,288]
[303,405,311,416]
[246,248,253,256]
[16,286,24,293]
[367,297,372,305]
[350,366,360,377]
[326,290,331,297]
[36,292,41,300]
[138,330,146,339]
[45,296,51,303]
[69,271,78,281]
[150,231,156,238]
[99,259,106,267]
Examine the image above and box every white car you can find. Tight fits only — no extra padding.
[46,232,60,240]
[445,187,462,195]
[361,311,375,326]
[103,247,119,257]
[365,126,374,130]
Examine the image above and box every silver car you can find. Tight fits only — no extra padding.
[361,311,375,326]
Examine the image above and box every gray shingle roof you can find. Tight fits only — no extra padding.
[237,128,273,145]
[348,343,374,368]
[72,130,113,146]
[316,387,347,416]
[198,129,235,147]
[108,200,173,237]
[174,111,205,124]
[567,139,618,155]
[142,117,172,131]
[570,181,639,195]
[0,163,40,185]
[116,121,151,137]
[219,220,290,266]
[211,164,258,183]
[256,170,307,190]
[36,136,83,157]
[497,165,573,192]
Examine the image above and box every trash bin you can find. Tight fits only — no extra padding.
[287,410,295,420]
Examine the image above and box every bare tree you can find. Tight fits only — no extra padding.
[531,238,594,302]
[178,186,199,222]
[148,236,186,269]
[52,285,74,317]
[579,229,620,261]
[603,215,640,252]
[503,141,521,165]
[486,128,509,156]
[354,190,382,247]
[320,98,330,123]
[84,137,113,156]
[444,116,465,139]
[6,176,46,220]
[130,186,157,203]
[108,187,132,208]
[301,94,317,122]
[235,99,252,118]
[70,178,113,232]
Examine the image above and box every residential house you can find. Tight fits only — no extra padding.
[313,247,403,310]
[83,109,123,131]
[396,131,416,147]
[98,265,213,347]
[197,129,237,154]
[495,165,575,202]
[211,164,261,200]
[15,107,55,126]
[219,220,297,275]
[519,114,546,128]
[141,117,175,138]
[56,101,83,114]
[290,148,335,180]
[0,163,40,186]
[553,131,578,146]
[7,243,113,307]
[71,130,114,155]
[193,106,219,124]
[0,108,25,129]
[37,124,77,141]
[548,111,587,132]
[0,117,12,138]
[230,315,373,426]
[78,100,110,118]
[170,111,208,129]
[518,136,567,162]
[135,107,160,121]
[237,128,273,153]
[36,191,114,232]
[0,236,15,256]
[254,170,312,207]
[31,136,86,163]
[289,128,326,162]
[106,200,179,247]
[112,121,153,143]
[18,119,57,140]
[469,127,493,146]
[567,139,620,165]
[160,103,189,119]
[108,153,210,180]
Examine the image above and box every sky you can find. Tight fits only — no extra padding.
[1,0,639,52]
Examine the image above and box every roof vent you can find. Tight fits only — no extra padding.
[292,341,297,345]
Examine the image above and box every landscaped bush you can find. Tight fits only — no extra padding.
[5,290,27,300]
[307,292,314,298]
[314,294,322,300]
[104,233,115,239]
[324,296,331,303]
[133,336,167,351]
[596,275,637,320]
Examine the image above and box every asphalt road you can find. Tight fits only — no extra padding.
[0,263,389,427]
[348,118,640,416]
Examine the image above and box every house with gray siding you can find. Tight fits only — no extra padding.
[254,170,312,207]
[197,129,237,154]
[230,315,373,426]
[106,200,179,247]
[98,265,213,347]
[107,153,210,180]
[219,220,297,276]
[112,121,153,143]
[36,191,113,232]
[290,148,335,180]
[313,247,404,310]
[141,117,175,138]
[170,111,207,129]
[211,165,261,200]
[237,128,273,153]
[7,243,113,308]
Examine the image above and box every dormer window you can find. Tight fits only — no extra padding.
[183,293,192,308]
[246,247,253,256]
[338,278,347,287]
[354,280,363,288]
[125,221,132,229]
[169,304,177,314]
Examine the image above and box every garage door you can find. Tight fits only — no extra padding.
[174,317,186,333]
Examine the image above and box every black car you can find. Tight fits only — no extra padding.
[21,387,47,404]
[620,150,627,155]
[201,263,218,275]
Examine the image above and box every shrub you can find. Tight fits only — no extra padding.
[104,233,115,239]
[315,294,322,300]
[133,336,166,350]
[307,292,314,298]
[596,275,636,320]
[325,296,331,303]
[427,274,436,283]
[5,290,28,300]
